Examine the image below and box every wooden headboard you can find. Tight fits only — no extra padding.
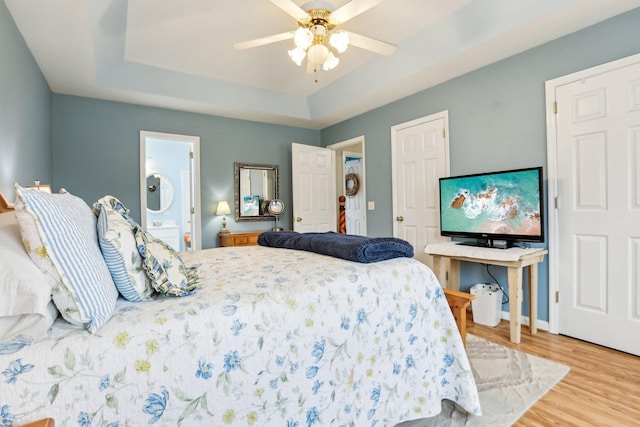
[0,192,15,213]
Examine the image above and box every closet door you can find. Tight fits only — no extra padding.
[549,55,640,355]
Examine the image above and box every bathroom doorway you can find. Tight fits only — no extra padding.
[140,131,201,251]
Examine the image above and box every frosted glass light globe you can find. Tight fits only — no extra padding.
[293,27,313,49]
[288,47,306,66]
[330,31,349,53]
[322,52,339,71]
[307,43,329,65]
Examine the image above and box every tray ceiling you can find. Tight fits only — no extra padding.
[5,0,639,128]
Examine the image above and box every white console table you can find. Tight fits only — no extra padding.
[424,241,548,344]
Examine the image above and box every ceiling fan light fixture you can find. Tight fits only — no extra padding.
[310,23,327,37]
[322,51,339,71]
[288,47,306,66]
[307,43,329,65]
[236,0,397,80]
[329,30,349,53]
[293,27,313,49]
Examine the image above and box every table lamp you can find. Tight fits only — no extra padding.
[26,180,52,193]
[216,200,231,234]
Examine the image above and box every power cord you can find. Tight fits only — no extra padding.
[513,241,531,249]
[483,263,509,305]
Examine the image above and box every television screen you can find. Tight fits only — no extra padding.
[439,167,544,246]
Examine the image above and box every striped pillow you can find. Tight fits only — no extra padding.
[14,185,118,333]
[96,196,153,302]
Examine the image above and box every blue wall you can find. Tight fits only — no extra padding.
[3,1,640,322]
[51,95,320,249]
[0,0,51,196]
[320,8,640,321]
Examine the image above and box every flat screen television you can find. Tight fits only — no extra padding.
[439,166,544,248]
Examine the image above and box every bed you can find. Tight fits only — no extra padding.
[0,188,480,426]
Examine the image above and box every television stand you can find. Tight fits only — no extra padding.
[424,241,547,344]
[457,239,513,249]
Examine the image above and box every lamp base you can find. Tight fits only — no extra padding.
[219,216,230,234]
[272,227,283,232]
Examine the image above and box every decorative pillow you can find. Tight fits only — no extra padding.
[0,211,58,344]
[96,196,153,302]
[14,185,118,333]
[135,228,198,297]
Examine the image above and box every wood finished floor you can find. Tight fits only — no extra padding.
[467,317,640,426]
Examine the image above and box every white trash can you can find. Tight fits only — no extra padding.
[470,283,502,327]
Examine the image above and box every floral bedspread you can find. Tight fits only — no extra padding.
[0,246,480,426]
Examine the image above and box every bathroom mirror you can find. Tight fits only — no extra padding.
[146,173,174,213]
[234,162,279,222]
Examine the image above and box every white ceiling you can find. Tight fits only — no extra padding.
[5,0,640,129]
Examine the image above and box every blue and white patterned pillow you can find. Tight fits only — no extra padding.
[14,185,118,333]
[135,228,198,297]
[96,196,153,302]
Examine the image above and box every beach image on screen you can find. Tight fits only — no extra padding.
[440,169,541,237]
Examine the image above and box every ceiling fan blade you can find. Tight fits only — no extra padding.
[346,31,396,56]
[234,31,294,50]
[270,0,309,21]
[330,0,385,25]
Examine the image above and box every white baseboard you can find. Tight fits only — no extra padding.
[500,310,550,332]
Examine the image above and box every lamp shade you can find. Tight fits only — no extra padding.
[216,200,231,216]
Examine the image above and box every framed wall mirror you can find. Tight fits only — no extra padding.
[234,162,279,222]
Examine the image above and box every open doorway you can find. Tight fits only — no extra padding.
[342,152,365,235]
[140,131,201,251]
[328,136,367,236]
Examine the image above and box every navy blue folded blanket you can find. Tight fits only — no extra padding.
[257,231,414,263]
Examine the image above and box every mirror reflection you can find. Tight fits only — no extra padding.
[146,173,174,213]
[234,162,279,221]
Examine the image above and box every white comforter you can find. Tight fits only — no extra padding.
[0,246,480,426]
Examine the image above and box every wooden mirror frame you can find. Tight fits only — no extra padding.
[234,162,279,222]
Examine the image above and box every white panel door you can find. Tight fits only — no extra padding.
[391,112,449,268]
[292,143,336,232]
[343,153,366,236]
[554,58,640,355]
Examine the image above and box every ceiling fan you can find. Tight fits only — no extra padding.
[234,0,396,76]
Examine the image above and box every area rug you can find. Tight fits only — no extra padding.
[398,335,570,427]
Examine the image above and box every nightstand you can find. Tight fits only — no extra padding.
[218,231,263,247]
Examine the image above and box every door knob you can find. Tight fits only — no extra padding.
[296,217,303,222]
[396,216,404,222]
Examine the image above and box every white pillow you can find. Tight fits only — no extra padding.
[96,195,153,302]
[14,185,118,333]
[0,211,58,344]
